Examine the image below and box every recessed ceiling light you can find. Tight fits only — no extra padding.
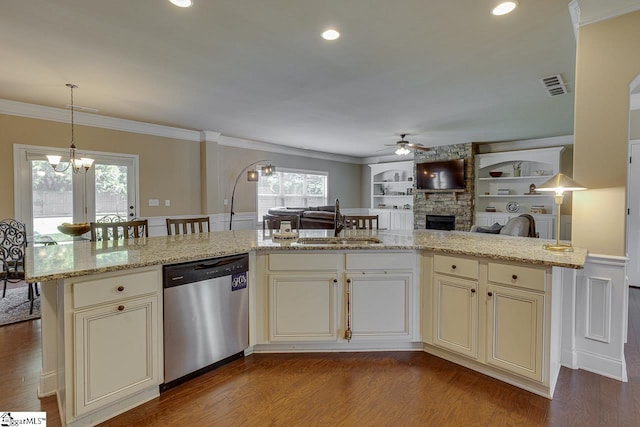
[321,29,340,41]
[169,0,193,7]
[492,1,517,16]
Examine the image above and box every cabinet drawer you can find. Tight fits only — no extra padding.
[346,252,415,271]
[269,253,339,271]
[488,262,546,292]
[434,255,478,280]
[73,268,160,309]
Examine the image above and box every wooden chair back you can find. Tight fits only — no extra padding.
[90,219,149,241]
[166,217,211,235]
[345,215,379,230]
[263,214,300,232]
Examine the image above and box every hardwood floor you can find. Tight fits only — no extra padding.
[3,289,640,426]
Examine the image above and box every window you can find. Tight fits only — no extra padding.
[14,144,139,237]
[257,168,328,220]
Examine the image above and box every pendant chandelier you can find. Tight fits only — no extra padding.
[47,83,94,174]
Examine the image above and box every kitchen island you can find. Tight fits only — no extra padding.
[26,229,587,426]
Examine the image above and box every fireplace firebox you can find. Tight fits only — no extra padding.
[426,215,455,231]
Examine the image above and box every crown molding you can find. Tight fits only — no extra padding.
[0,98,202,141]
[217,135,363,164]
[477,135,574,154]
[0,98,363,163]
[569,0,640,31]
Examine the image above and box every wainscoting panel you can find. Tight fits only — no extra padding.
[574,254,628,381]
[585,276,612,343]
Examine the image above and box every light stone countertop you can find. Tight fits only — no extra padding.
[25,229,587,282]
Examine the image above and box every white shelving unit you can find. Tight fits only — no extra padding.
[475,147,567,239]
[369,161,414,230]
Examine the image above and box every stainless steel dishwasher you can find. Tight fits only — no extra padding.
[161,253,249,391]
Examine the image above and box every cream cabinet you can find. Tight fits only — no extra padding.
[432,253,480,359]
[268,273,338,341]
[424,253,553,395]
[485,262,546,382]
[347,272,412,340]
[432,255,479,359]
[61,266,163,425]
[74,295,159,416]
[262,251,417,345]
[345,252,417,342]
[266,252,340,342]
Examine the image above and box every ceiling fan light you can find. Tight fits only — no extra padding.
[395,146,411,156]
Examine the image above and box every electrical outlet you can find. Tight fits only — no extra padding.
[223,199,228,206]
[148,199,159,207]
[165,200,170,207]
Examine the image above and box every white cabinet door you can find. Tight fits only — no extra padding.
[391,211,414,230]
[432,274,478,359]
[347,272,412,340]
[535,216,554,239]
[370,209,391,230]
[74,295,159,416]
[269,274,338,342]
[485,283,544,382]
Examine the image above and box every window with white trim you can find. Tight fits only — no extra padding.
[257,168,328,220]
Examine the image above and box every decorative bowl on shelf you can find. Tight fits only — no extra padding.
[489,171,503,177]
[57,223,91,236]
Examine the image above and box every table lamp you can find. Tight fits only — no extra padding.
[536,173,586,252]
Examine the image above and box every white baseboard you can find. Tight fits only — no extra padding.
[576,350,628,382]
[38,370,57,397]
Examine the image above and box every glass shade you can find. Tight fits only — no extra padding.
[247,170,259,181]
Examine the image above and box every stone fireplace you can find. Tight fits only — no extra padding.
[413,143,475,231]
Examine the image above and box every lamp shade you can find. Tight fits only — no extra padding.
[247,170,259,181]
[536,173,586,193]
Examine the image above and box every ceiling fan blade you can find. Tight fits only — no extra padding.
[408,143,430,151]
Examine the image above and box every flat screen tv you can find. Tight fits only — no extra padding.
[416,159,466,191]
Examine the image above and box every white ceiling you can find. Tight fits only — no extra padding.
[0,1,587,158]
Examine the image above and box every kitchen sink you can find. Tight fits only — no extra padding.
[293,237,383,246]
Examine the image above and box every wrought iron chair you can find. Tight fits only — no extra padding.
[97,214,127,223]
[90,219,149,241]
[0,219,39,314]
[166,217,211,235]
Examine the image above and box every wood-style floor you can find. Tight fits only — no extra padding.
[2,289,640,426]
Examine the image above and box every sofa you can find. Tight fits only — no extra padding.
[265,206,335,229]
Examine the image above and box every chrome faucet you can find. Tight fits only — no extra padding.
[334,198,345,237]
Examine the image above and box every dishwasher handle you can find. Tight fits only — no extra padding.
[193,257,238,270]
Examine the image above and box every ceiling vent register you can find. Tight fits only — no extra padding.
[539,74,568,97]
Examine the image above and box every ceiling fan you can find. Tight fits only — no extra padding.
[383,134,430,156]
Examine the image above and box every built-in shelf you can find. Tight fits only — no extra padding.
[477,176,551,181]
[369,161,414,230]
[475,147,565,217]
[478,194,550,198]
[373,180,413,185]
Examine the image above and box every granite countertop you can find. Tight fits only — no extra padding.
[25,229,588,282]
